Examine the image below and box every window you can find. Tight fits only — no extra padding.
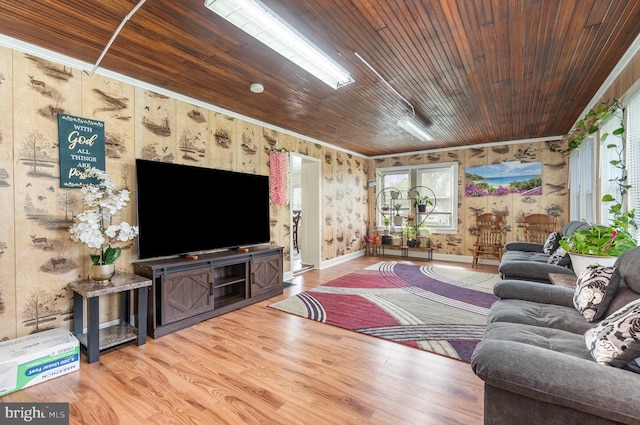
[567,92,639,241]
[376,162,458,233]
[568,136,594,222]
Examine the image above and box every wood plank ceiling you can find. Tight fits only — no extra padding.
[1,0,640,156]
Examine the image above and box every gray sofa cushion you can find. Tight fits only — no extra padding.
[606,283,640,317]
[471,322,640,424]
[487,299,592,334]
[504,241,545,252]
[498,250,576,283]
[615,248,640,293]
[493,279,575,307]
[502,250,550,263]
[561,220,592,235]
[499,220,590,283]
[482,321,593,359]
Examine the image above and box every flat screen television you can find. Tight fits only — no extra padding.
[135,159,271,260]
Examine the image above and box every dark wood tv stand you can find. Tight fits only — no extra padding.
[133,246,283,338]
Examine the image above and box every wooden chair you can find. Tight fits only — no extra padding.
[472,213,505,267]
[522,213,557,244]
[292,210,301,253]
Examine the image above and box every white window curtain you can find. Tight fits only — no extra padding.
[568,137,594,223]
[568,149,580,221]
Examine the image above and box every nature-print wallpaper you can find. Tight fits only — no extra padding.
[0,45,369,340]
[368,142,569,258]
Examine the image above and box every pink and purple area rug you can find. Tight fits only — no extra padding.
[269,261,500,362]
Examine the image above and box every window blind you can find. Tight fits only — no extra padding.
[626,94,640,242]
[599,112,624,225]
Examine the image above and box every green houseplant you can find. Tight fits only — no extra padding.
[560,205,638,257]
[383,216,391,235]
[413,191,433,213]
[393,203,403,226]
[554,98,637,266]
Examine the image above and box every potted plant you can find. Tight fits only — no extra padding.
[418,223,431,238]
[406,213,415,227]
[381,216,393,245]
[560,192,636,274]
[560,217,636,275]
[383,216,391,235]
[413,191,433,213]
[407,226,418,247]
[393,203,403,226]
[68,167,139,283]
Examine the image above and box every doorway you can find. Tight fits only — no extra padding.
[290,153,321,274]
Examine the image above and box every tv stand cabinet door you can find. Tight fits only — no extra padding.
[251,253,283,297]
[160,268,214,325]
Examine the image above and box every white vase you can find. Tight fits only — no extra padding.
[569,253,618,277]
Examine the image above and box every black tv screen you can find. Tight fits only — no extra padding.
[135,159,271,259]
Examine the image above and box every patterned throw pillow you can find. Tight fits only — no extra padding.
[585,299,640,367]
[547,246,570,266]
[543,232,562,254]
[573,265,620,322]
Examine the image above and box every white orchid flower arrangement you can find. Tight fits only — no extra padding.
[69,167,139,265]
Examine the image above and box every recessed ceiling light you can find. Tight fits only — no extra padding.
[250,83,264,93]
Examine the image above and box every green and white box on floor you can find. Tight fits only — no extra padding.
[0,327,80,396]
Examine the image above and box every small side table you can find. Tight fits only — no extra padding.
[69,272,151,363]
[548,273,578,289]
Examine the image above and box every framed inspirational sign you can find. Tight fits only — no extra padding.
[58,114,105,188]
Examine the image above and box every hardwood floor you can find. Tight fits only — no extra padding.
[1,256,497,424]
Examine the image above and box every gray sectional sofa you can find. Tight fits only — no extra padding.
[498,220,590,283]
[471,246,640,425]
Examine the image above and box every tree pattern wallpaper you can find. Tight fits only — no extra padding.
[0,45,368,340]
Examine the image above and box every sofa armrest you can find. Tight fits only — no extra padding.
[504,241,544,252]
[498,260,575,283]
[493,280,575,307]
[471,340,640,424]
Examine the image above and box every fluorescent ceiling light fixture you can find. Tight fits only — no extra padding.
[397,118,433,141]
[204,0,354,89]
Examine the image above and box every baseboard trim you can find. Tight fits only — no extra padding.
[284,250,498,281]
[319,249,366,270]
